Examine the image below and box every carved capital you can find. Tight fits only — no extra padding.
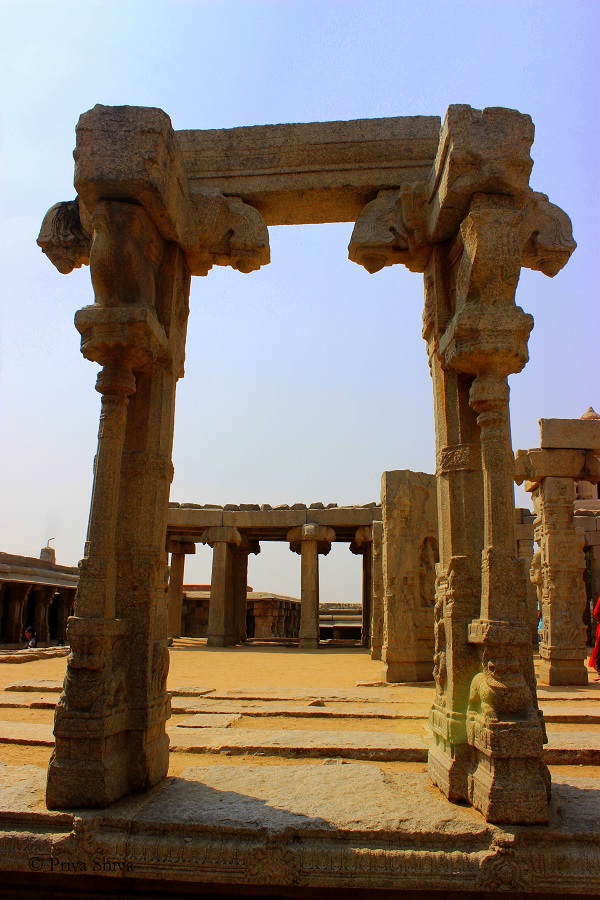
[187,194,270,276]
[287,524,335,555]
[37,198,92,274]
[348,187,430,274]
[439,196,533,377]
[521,191,576,277]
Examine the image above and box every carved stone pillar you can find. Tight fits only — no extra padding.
[287,524,335,649]
[515,512,538,645]
[4,583,30,643]
[350,106,576,823]
[350,526,373,647]
[233,540,260,643]
[380,470,438,683]
[370,521,384,660]
[38,104,269,809]
[516,443,600,685]
[166,540,196,639]
[201,527,245,647]
[33,586,56,644]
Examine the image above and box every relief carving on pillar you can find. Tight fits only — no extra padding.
[58,617,127,714]
[467,648,535,728]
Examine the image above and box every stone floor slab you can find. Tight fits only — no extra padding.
[3,680,63,693]
[176,713,242,728]
[168,726,428,761]
[0,721,54,746]
[0,762,598,894]
[0,692,57,709]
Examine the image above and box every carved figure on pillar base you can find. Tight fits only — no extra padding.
[287,524,335,649]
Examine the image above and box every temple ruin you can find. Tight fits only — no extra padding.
[35,103,578,829]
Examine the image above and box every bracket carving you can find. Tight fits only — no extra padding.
[37,197,92,274]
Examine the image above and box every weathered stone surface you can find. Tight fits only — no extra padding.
[176,714,241,728]
[0,693,57,709]
[540,417,600,453]
[4,681,63,693]
[168,726,428,761]
[380,470,438,683]
[0,721,54,746]
[1,763,599,895]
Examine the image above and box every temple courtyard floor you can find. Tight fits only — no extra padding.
[0,643,599,898]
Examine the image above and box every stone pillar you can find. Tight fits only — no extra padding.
[4,583,30,643]
[370,521,384,660]
[55,589,75,643]
[349,105,576,824]
[38,104,269,810]
[379,470,438,683]
[287,524,335,649]
[33,586,56,644]
[166,540,196,639]
[515,511,538,645]
[516,435,600,686]
[233,540,260,643]
[201,527,245,647]
[350,526,373,647]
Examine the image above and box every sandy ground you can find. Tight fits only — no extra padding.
[0,644,598,777]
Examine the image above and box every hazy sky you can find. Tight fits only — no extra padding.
[0,0,598,602]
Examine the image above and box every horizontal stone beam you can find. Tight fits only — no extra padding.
[540,418,600,453]
[176,116,441,225]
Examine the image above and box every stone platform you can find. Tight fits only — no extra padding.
[0,760,598,896]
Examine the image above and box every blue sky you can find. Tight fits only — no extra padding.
[1,0,598,600]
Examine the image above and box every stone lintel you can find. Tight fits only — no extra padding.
[515,448,595,487]
[540,418,600,453]
[166,539,196,555]
[177,116,441,226]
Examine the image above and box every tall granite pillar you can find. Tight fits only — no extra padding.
[350,526,373,647]
[349,106,576,823]
[202,527,244,647]
[516,419,600,685]
[38,105,269,809]
[33,586,56,644]
[166,540,196,639]
[5,584,30,643]
[370,521,384,660]
[287,524,335,648]
[233,540,260,643]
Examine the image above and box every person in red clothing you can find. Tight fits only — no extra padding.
[588,597,600,682]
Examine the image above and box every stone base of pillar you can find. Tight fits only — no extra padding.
[299,638,319,649]
[46,617,170,810]
[206,635,236,648]
[538,657,588,685]
[428,705,470,804]
[467,719,550,824]
[383,660,433,683]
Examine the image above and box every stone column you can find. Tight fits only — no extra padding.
[350,526,373,647]
[349,104,576,824]
[515,511,538,645]
[233,540,260,643]
[4,583,30,643]
[54,589,75,643]
[370,521,384,660]
[38,104,269,810]
[33,586,56,644]
[166,540,196,639]
[287,524,335,649]
[201,527,244,647]
[379,470,438,683]
[516,435,600,686]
